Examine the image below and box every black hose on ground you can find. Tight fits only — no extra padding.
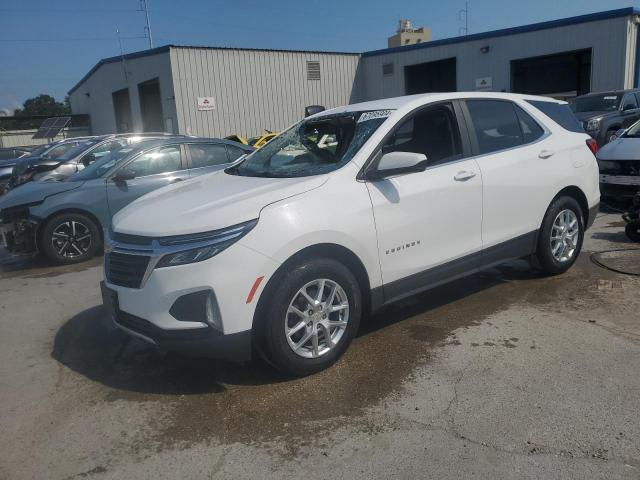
[590,248,640,277]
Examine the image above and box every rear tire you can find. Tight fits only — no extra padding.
[40,213,101,265]
[258,258,361,377]
[535,196,584,276]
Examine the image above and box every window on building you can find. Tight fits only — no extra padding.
[382,63,394,76]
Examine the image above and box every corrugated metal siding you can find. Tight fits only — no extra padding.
[358,16,633,100]
[170,47,359,137]
[69,51,177,135]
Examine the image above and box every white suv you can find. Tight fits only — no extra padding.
[102,93,600,376]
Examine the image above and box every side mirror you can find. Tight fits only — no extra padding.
[623,103,636,111]
[305,105,325,117]
[112,168,135,184]
[365,151,428,180]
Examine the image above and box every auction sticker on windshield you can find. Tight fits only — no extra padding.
[358,110,394,123]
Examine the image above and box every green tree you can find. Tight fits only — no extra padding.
[13,94,70,117]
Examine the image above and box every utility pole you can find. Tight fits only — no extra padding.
[116,28,128,81]
[458,1,469,35]
[140,0,153,49]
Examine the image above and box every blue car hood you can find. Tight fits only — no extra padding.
[0,180,84,211]
[597,137,640,161]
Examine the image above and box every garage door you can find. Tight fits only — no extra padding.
[405,57,457,95]
[511,49,591,98]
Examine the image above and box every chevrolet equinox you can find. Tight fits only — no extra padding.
[102,93,600,376]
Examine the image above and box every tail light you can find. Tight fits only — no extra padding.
[586,138,598,156]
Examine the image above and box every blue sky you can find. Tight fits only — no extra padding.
[1,0,639,111]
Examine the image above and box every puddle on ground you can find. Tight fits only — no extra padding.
[51,256,630,456]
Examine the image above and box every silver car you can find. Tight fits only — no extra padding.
[596,120,640,199]
[0,137,252,264]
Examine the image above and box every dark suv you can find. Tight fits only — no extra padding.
[569,89,640,146]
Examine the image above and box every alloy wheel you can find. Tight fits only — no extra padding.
[51,220,93,258]
[550,209,580,263]
[285,278,350,358]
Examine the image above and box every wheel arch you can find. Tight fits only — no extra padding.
[37,208,104,249]
[551,185,589,224]
[251,243,372,336]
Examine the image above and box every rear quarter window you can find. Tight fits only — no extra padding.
[526,100,584,133]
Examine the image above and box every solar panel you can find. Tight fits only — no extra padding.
[32,116,71,139]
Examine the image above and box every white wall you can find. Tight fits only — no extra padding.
[169,47,360,138]
[69,50,177,135]
[357,16,634,101]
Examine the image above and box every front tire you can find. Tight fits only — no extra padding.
[259,258,362,377]
[40,213,101,265]
[535,196,584,276]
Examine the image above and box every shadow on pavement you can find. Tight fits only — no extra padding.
[51,261,538,397]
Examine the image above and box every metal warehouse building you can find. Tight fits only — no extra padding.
[69,7,640,137]
[68,46,360,138]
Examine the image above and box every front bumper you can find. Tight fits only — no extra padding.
[102,282,253,361]
[599,174,640,198]
[102,241,279,360]
[0,215,38,253]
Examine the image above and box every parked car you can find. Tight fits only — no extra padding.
[569,89,640,145]
[0,139,92,193]
[596,118,640,199]
[0,137,252,264]
[6,133,180,191]
[0,147,31,161]
[102,92,600,376]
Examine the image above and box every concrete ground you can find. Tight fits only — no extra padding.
[0,211,639,479]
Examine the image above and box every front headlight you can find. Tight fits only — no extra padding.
[585,118,601,131]
[155,219,257,268]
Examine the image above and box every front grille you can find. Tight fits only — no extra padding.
[106,252,150,288]
[112,231,153,245]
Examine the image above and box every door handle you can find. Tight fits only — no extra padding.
[538,149,555,159]
[454,170,477,181]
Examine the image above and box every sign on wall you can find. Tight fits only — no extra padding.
[475,77,493,91]
[197,97,216,111]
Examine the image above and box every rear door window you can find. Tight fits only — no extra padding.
[126,145,183,177]
[465,100,523,154]
[187,143,229,168]
[226,145,247,162]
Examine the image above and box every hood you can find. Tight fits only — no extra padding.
[0,180,84,211]
[597,137,640,161]
[113,170,328,237]
[573,111,612,122]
